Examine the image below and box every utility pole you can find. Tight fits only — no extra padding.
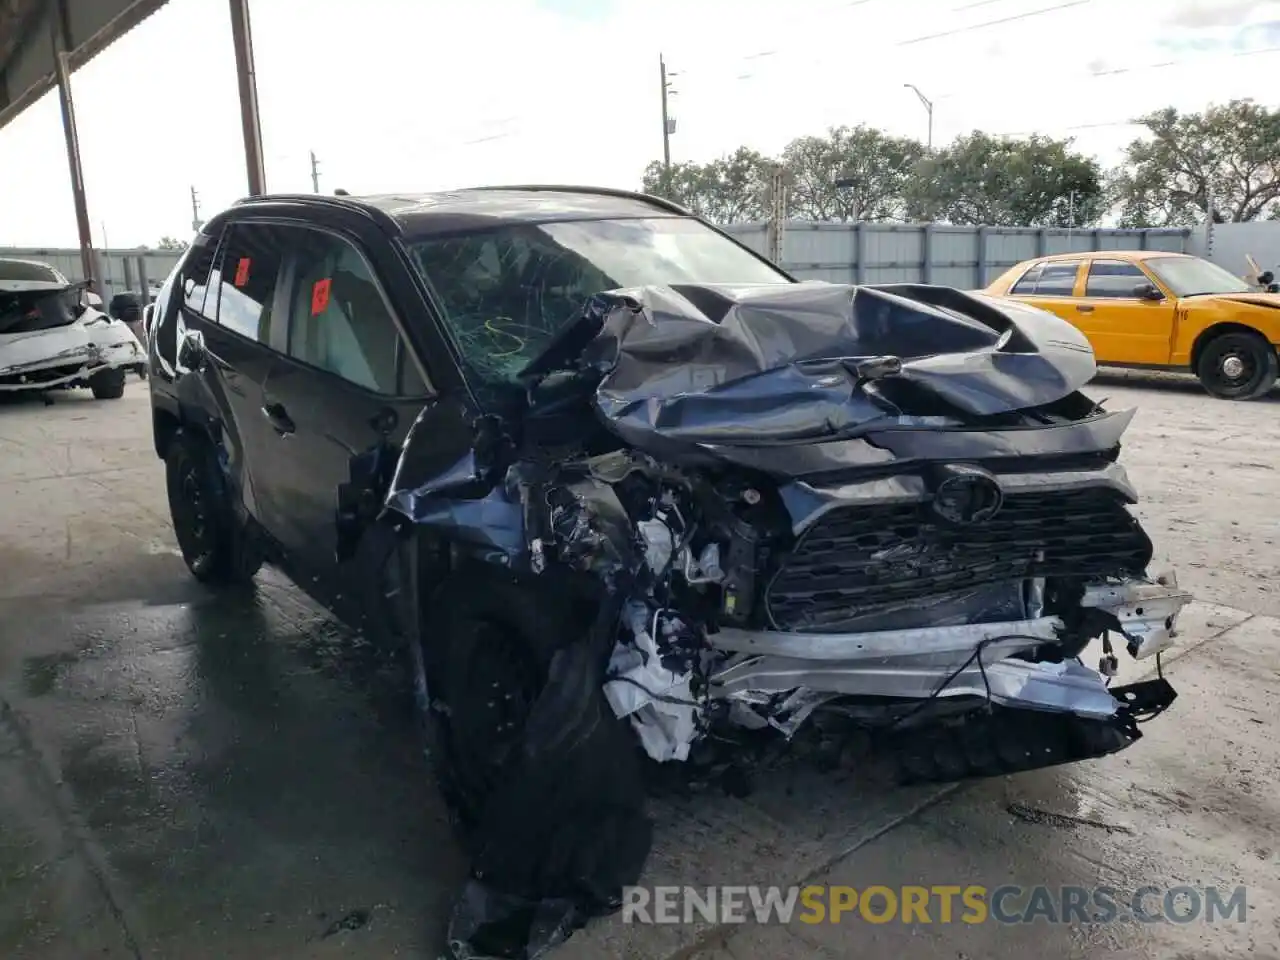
[765,164,789,265]
[228,0,267,196]
[904,83,934,150]
[190,186,204,233]
[310,150,321,193]
[660,54,677,171]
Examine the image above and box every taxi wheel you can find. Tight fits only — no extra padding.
[1196,332,1278,400]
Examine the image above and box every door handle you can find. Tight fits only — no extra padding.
[261,401,296,436]
[1076,305,1095,313]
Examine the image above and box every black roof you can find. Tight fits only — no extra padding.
[233,185,691,238]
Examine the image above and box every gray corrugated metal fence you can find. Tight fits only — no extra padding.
[722,222,1190,288]
[6,222,1198,302]
[1186,221,1280,278]
[0,246,183,303]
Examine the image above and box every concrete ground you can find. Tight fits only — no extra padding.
[1,373,1278,960]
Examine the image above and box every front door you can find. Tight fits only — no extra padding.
[1072,258,1177,365]
[244,222,471,618]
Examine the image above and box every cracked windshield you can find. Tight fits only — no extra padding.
[408,216,785,382]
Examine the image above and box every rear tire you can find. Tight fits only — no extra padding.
[1196,331,1278,400]
[89,367,127,400]
[164,428,262,585]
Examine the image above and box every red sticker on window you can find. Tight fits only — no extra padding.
[311,278,332,316]
[233,257,251,287]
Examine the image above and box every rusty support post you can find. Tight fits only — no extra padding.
[228,0,266,196]
[51,25,95,286]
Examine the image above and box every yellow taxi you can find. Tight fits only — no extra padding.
[984,251,1280,400]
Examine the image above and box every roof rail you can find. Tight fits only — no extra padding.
[461,184,694,218]
[231,193,400,233]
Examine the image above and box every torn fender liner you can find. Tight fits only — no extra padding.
[444,602,652,960]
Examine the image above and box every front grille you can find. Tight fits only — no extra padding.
[765,489,1152,632]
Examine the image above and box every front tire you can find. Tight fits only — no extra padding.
[89,367,127,400]
[1196,331,1279,400]
[419,571,579,829]
[164,429,262,585]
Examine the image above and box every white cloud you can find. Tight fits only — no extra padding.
[0,0,1276,246]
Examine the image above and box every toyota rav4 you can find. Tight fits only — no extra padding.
[147,186,1191,959]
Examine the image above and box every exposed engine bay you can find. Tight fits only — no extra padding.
[380,280,1191,959]
[390,281,1189,771]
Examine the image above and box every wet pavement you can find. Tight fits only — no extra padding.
[1,375,1278,960]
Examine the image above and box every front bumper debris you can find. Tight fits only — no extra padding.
[1081,572,1192,658]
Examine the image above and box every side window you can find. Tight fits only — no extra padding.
[284,230,412,395]
[1084,259,1149,298]
[180,233,218,319]
[1014,260,1080,296]
[210,223,288,343]
[1010,263,1043,294]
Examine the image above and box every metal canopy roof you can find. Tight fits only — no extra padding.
[0,0,169,131]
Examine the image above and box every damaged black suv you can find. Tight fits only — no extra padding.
[149,186,1190,955]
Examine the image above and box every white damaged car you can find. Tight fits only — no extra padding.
[0,258,145,400]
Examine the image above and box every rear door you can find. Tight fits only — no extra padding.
[245,220,469,617]
[171,225,281,522]
[1005,259,1087,334]
[1075,258,1177,365]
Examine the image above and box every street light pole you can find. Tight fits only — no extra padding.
[904,83,934,150]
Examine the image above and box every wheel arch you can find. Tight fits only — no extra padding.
[1189,321,1273,372]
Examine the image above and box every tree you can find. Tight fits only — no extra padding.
[641,149,772,223]
[156,236,188,250]
[1110,100,1280,227]
[699,148,773,223]
[642,160,715,218]
[782,125,924,221]
[905,132,1105,227]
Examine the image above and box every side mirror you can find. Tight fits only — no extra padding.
[1134,282,1162,301]
[177,328,207,372]
[1257,270,1274,286]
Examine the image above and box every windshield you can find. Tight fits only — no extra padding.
[1145,256,1252,297]
[0,288,79,335]
[407,216,788,384]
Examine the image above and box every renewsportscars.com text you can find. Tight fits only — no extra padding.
[622,884,1248,926]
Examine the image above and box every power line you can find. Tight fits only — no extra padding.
[896,0,1091,46]
[935,43,1280,104]
[675,0,1093,81]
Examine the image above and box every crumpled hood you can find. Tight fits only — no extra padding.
[566,282,1096,458]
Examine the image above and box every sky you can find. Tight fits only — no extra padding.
[0,0,1277,247]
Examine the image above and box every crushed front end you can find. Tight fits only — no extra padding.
[499,281,1191,775]
[388,280,1191,960]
